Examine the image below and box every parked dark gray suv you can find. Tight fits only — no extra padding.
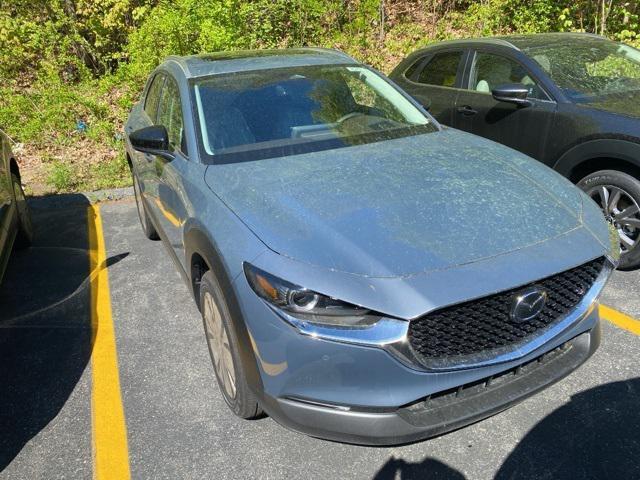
[390,33,640,269]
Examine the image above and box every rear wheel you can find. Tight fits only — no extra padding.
[11,173,33,249]
[199,271,262,419]
[578,170,640,270]
[131,168,159,240]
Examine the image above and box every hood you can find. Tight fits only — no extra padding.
[205,129,587,278]
[579,91,640,119]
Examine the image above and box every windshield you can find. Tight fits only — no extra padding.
[193,65,436,162]
[524,38,640,102]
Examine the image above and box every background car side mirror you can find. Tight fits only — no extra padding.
[129,125,174,160]
[491,84,532,107]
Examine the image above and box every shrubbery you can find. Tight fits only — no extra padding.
[0,0,638,193]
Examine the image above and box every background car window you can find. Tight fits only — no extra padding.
[471,53,547,100]
[157,78,185,154]
[416,51,462,87]
[403,56,426,80]
[144,74,165,121]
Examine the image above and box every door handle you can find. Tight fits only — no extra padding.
[457,105,478,116]
[144,153,154,162]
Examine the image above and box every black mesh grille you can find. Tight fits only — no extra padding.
[408,257,605,365]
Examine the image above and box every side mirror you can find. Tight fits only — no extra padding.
[491,83,532,107]
[129,125,174,159]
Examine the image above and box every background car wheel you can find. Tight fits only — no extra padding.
[131,169,159,240]
[11,173,33,249]
[578,170,640,270]
[199,270,262,419]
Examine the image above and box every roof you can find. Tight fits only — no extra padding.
[418,37,519,51]
[165,48,358,78]
[494,32,607,49]
[414,32,607,54]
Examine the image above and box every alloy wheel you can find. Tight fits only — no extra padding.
[587,184,640,257]
[203,291,237,399]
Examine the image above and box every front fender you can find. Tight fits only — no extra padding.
[183,220,266,396]
[554,138,640,177]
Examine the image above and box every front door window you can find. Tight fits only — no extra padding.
[470,53,548,100]
[157,78,186,155]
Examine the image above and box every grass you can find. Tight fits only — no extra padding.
[90,153,131,191]
[0,71,136,195]
[46,161,77,191]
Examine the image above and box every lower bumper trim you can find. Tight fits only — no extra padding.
[261,325,600,446]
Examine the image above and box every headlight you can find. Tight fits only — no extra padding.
[243,263,380,327]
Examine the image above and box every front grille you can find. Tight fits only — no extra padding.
[408,257,605,366]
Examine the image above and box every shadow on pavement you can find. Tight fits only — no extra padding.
[372,377,640,480]
[373,456,465,479]
[496,377,640,479]
[0,194,126,471]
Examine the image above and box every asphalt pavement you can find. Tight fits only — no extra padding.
[0,197,638,479]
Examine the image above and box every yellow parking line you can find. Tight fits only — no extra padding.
[88,205,131,480]
[600,304,640,336]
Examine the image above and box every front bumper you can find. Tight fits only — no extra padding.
[233,261,606,445]
[261,325,600,445]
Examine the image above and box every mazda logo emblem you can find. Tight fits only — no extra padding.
[510,287,548,323]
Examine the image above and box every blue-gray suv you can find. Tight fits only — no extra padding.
[124,48,618,445]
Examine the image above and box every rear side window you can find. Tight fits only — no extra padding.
[403,57,426,80]
[144,74,165,121]
[417,51,463,88]
[157,77,185,154]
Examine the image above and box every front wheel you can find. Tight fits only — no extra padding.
[578,170,640,270]
[199,271,262,419]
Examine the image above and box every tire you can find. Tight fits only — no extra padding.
[131,168,159,240]
[199,270,262,419]
[578,170,640,270]
[11,173,33,249]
